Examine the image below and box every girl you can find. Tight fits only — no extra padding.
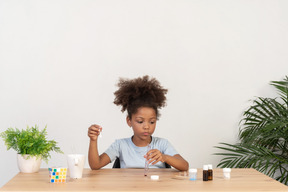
[88,75,189,171]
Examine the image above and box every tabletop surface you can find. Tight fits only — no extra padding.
[0,168,287,192]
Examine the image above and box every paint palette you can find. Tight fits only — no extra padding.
[48,167,67,183]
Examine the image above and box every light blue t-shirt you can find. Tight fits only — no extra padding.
[104,136,178,168]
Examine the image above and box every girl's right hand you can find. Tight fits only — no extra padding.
[88,124,102,141]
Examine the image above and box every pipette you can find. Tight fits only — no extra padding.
[144,144,151,176]
[99,130,102,138]
[99,127,102,138]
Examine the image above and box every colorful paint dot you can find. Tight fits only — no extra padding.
[49,167,67,183]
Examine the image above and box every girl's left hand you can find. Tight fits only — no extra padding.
[144,149,166,165]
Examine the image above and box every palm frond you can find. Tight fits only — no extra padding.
[215,76,288,185]
[270,76,288,106]
[214,143,288,184]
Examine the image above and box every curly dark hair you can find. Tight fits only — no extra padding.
[113,75,168,119]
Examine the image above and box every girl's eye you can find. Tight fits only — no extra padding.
[150,121,155,124]
[137,121,143,124]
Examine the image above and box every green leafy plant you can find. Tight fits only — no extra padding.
[215,76,288,185]
[0,125,63,162]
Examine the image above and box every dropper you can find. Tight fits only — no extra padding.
[99,127,102,138]
[144,144,151,176]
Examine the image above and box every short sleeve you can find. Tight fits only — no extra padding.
[160,138,178,157]
[104,140,120,163]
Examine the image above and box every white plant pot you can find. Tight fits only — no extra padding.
[17,154,42,173]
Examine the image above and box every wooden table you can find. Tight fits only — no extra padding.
[0,168,287,192]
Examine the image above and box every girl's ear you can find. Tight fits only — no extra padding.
[126,116,132,127]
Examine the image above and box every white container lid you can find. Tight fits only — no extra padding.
[203,165,208,170]
[189,168,197,173]
[208,164,212,169]
[150,175,159,180]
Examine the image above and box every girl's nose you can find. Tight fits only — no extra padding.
[143,122,149,129]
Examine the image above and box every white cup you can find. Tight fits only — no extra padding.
[189,169,197,181]
[67,154,85,179]
[223,168,231,179]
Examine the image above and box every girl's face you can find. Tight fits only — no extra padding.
[126,107,157,142]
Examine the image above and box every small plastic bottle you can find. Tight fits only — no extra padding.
[208,164,213,180]
[189,169,197,181]
[203,165,208,181]
[223,168,231,179]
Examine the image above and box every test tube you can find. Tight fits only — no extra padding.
[144,145,151,176]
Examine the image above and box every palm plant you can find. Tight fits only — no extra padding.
[215,76,288,185]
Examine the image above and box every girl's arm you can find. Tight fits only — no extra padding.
[88,124,111,170]
[146,149,189,171]
[162,154,189,171]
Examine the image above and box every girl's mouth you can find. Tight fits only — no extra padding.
[143,132,149,136]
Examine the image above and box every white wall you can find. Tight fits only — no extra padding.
[1,0,288,187]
